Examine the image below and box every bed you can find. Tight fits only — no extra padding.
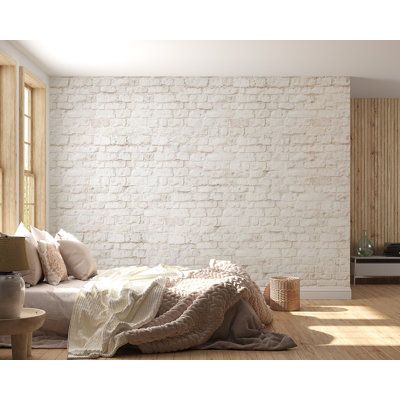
[0,278,85,348]
[1,261,297,357]
[24,278,86,337]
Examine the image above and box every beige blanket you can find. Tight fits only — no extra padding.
[69,260,294,358]
[125,260,276,354]
[196,299,296,351]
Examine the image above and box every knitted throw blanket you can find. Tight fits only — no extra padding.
[69,260,275,358]
[127,260,273,354]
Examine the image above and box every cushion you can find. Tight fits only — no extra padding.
[55,228,79,242]
[14,222,43,286]
[37,240,68,286]
[30,226,58,246]
[58,240,97,280]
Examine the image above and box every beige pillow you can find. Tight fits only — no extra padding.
[37,240,68,285]
[57,240,97,280]
[30,226,58,246]
[14,222,43,286]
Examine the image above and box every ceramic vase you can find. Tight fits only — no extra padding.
[0,273,25,318]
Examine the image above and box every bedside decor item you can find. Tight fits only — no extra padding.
[0,235,30,318]
[0,308,46,359]
[356,230,374,257]
[269,276,300,312]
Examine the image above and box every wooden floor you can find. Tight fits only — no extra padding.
[1,284,400,360]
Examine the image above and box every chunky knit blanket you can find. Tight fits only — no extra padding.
[126,260,275,354]
[69,260,294,358]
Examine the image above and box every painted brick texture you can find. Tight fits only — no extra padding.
[49,76,350,289]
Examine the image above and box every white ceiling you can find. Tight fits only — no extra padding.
[11,40,400,97]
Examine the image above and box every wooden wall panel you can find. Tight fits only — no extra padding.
[0,63,17,234]
[351,98,400,254]
[32,87,47,229]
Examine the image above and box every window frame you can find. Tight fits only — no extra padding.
[22,83,35,227]
[19,67,47,230]
[23,84,33,173]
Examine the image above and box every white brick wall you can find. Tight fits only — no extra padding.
[49,76,350,290]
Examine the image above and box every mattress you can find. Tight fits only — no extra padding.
[24,277,87,336]
[0,278,87,348]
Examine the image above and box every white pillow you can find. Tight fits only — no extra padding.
[57,240,97,280]
[55,228,79,242]
[30,226,58,246]
[56,230,97,280]
[14,222,43,286]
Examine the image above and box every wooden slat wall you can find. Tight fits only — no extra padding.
[351,98,400,254]
[32,87,47,229]
[0,63,17,234]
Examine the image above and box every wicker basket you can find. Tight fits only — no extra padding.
[266,276,300,311]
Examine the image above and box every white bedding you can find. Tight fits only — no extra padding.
[0,278,87,348]
[24,278,87,336]
[68,265,186,358]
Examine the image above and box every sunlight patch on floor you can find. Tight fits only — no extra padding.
[292,305,388,320]
[306,325,400,346]
[323,337,400,346]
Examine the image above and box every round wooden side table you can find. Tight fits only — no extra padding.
[0,308,46,360]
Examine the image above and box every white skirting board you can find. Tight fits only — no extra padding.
[260,286,352,300]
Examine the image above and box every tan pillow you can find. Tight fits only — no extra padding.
[14,222,43,286]
[58,240,97,280]
[37,240,68,285]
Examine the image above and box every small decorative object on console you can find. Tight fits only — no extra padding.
[356,230,374,257]
[0,235,29,318]
[384,243,400,257]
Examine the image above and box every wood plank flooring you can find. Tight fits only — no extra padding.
[1,285,400,360]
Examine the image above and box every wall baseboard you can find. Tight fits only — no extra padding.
[261,286,352,300]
